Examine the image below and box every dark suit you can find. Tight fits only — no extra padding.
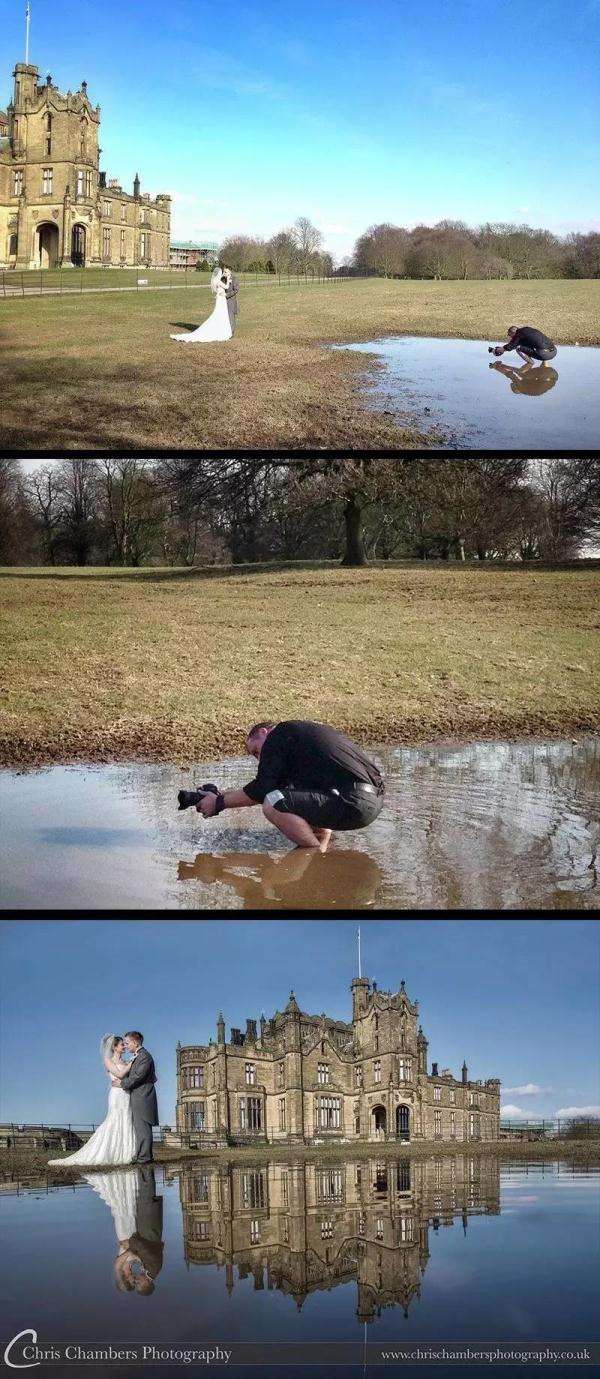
[120,1047,159,1164]
[130,1165,164,1278]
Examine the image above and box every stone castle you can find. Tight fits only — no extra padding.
[0,61,170,269]
[176,976,501,1145]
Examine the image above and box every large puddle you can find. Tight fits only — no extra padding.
[334,336,600,447]
[1,1157,599,1375]
[0,740,598,910]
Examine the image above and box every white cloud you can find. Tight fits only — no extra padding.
[503,1084,553,1096]
[554,1105,600,1119]
[500,1104,531,1119]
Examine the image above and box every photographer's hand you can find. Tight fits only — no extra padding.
[198,793,218,818]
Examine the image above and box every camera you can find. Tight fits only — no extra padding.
[178,783,220,811]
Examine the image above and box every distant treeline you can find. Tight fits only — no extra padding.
[216,216,600,280]
[1,459,598,569]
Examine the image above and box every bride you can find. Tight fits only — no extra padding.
[171,264,234,343]
[48,1035,136,1167]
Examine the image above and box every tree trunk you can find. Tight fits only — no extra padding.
[341,493,368,566]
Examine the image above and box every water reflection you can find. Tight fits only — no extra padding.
[0,739,597,908]
[177,848,384,909]
[489,361,559,396]
[83,1165,164,1295]
[332,336,600,447]
[172,1153,500,1319]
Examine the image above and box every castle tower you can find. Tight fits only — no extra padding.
[351,976,370,1022]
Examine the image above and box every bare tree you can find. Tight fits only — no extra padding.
[292,217,323,277]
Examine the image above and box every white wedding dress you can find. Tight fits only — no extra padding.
[48,1057,136,1167]
[171,267,233,343]
[83,1168,139,1240]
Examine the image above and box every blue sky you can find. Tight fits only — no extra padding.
[4,0,600,261]
[1,919,598,1127]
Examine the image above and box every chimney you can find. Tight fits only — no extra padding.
[230,1027,243,1046]
[431,1062,438,1077]
[99,171,106,189]
[246,1018,257,1042]
[259,1014,266,1040]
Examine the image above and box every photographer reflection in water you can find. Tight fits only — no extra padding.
[489,359,558,396]
[84,1165,164,1296]
[178,846,384,909]
[179,720,385,853]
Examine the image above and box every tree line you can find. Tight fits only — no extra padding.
[1,460,598,570]
[214,214,600,279]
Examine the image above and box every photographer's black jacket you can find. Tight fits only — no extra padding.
[243,720,383,803]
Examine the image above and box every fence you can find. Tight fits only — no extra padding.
[1,265,359,300]
[499,1119,599,1140]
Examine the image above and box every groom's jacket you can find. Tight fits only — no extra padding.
[120,1047,159,1126]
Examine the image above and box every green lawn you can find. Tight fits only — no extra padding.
[1,562,598,768]
[1,277,598,449]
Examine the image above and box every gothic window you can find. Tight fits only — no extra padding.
[358,1212,366,1236]
[192,1220,209,1241]
[191,1173,209,1202]
[278,1061,284,1086]
[397,1159,410,1192]
[374,1164,388,1193]
[434,1109,442,1137]
[250,1219,260,1244]
[355,1065,363,1086]
[450,1111,456,1137]
[374,1034,379,1052]
[76,170,84,196]
[245,1062,255,1085]
[183,1066,204,1090]
[434,1086,441,1102]
[46,113,52,132]
[46,137,51,155]
[240,1096,262,1132]
[376,1218,384,1240]
[242,1171,265,1208]
[281,1172,288,1205]
[13,170,23,196]
[42,168,53,195]
[102,226,111,258]
[316,1168,343,1202]
[316,1096,341,1129]
[187,1102,205,1130]
[398,1057,412,1081]
[355,1116,360,1135]
[120,229,126,259]
[102,199,111,217]
[282,1218,289,1243]
[121,203,126,222]
[278,1097,286,1130]
[321,1219,333,1239]
[374,1059,381,1084]
[317,1063,329,1085]
[470,1091,479,1107]
[450,1088,456,1104]
[9,233,17,257]
[85,170,93,196]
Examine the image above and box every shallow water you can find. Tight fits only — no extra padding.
[333,336,600,448]
[0,740,598,910]
[1,1157,598,1378]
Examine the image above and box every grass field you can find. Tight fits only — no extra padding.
[2,277,598,450]
[2,1140,599,1176]
[1,562,598,768]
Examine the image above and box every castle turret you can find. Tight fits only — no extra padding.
[462,1061,468,1084]
[417,1025,428,1075]
[133,172,140,199]
[216,1012,225,1045]
[351,976,370,1021]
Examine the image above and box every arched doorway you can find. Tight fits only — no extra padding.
[9,233,17,259]
[371,1105,386,1139]
[37,222,59,268]
[71,223,86,267]
[396,1104,410,1141]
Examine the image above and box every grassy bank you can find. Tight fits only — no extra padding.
[1,562,599,768]
[1,278,598,449]
[2,1140,599,1177]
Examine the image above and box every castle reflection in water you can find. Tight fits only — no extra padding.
[167,1154,500,1320]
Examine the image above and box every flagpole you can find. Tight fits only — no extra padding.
[357,926,361,978]
[25,2,31,63]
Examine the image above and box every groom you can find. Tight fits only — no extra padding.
[117,1031,159,1165]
